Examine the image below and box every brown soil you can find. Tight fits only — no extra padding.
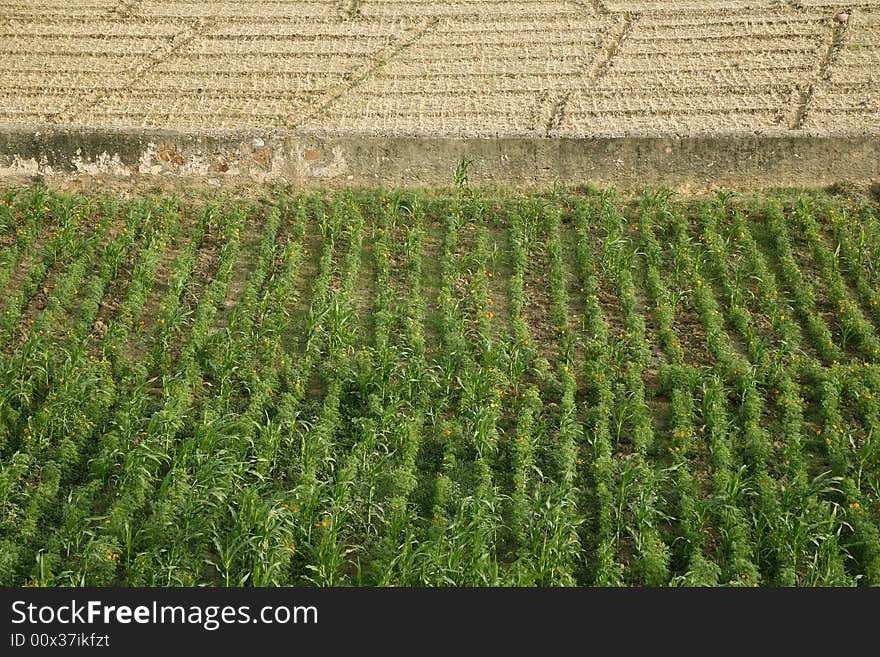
[0,225,52,310]
[327,228,350,300]
[595,272,628,346]
[161,222,222,367]
[212,205,268,331]
[123,213,192,363]
[558,223,588,368]
[673,302,714,368]
[352,226,376,346]
[281,216,324,357]
[485,227,512,345]
[688,254,755,365]
[522,230,559,362]
[631,268,666,366]
[418,223,445,360]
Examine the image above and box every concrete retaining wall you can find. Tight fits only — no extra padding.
[1,125,877,189]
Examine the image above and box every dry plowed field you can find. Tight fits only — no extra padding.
[1,1,878,134]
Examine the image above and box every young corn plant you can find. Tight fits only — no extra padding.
[827,208,880,326]
[792,199,880,361]
[763,202,843,365]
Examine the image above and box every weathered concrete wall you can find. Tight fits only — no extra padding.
[0,125,877,190]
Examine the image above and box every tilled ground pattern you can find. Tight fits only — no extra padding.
[1,1,878,135]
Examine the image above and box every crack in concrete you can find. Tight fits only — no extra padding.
[791,10,851,130]
[292,17,441,130]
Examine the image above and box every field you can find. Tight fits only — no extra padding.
[0,183,879,587]
[2,1,879,133]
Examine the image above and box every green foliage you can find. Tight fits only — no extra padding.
[0,188,877,587]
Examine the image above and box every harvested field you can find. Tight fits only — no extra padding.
[0,1,878,133]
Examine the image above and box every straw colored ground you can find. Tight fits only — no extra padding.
[1,1,878,134]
